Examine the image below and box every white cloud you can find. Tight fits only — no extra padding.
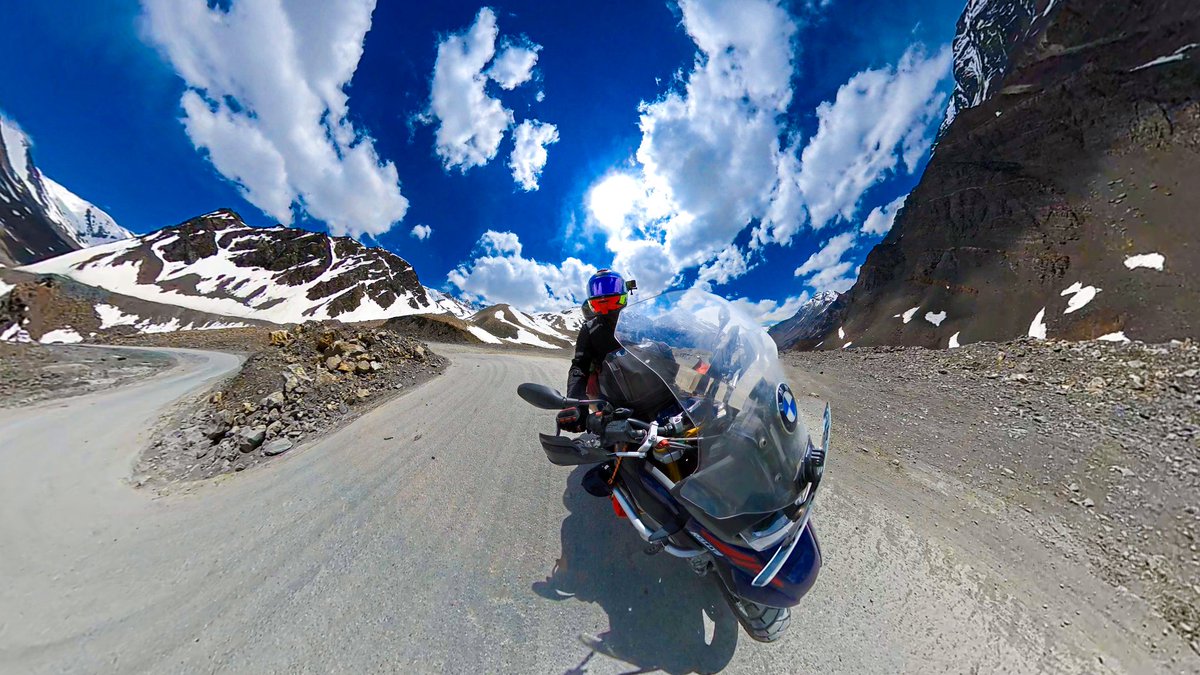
[697,245,752,287]
[795,231,856,276]
[488,42,540,90]
[728,293,811,326]
[509,120,559,191]
[794,231,857,292]
[581,0,949,310]
[410,224,432,240]
[141,0,409,238]
[448,231,596,311]
[426,8,545,180]
[427,8,513,172]
[782,45,951,236]
[861,193,907,236]
[580,0,801,294]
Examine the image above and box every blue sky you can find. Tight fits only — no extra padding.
[1,0,965,319]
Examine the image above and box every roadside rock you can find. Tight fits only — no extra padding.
[236,426,266,452]
[263,439,293,456]
[135,321,447,484]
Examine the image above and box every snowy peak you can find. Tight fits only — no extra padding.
[23,209,442,324]
[769,291,843,350]
[943,0,1053,125]
[0,116,131,264]
[470,304,575,349]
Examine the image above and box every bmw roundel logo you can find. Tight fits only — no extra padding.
[776,383,798,434]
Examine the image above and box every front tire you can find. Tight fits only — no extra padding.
[716,579,791,643]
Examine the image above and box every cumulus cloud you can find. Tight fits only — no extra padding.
[766,44,952,240]
[488,42,540,89]
[448,231,596,311]
[580,0,801,294]
[696,245,752,287]
[410,224,432,240]
[141,0,409,238]
[728,293,811,326]
[861,194,906,236]
[426,8,550,185]
[509,120,559,191]
[427,8,513,172]
[794,231,857,293]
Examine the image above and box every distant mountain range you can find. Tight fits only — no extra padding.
[0,202,583,348]
[0,117,132,266]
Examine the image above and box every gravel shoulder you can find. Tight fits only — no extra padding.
[0,342,175,407]
[784,337,1200,664]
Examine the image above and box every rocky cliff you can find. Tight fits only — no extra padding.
[818,0,1200,350]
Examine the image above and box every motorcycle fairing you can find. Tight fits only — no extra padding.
[697,522,822,608]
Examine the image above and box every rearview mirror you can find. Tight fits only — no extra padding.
[518,383,567,410]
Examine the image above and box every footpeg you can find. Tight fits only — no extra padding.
[648,519,685,543]
[643,542,664,556]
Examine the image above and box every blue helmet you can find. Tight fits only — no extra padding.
[587,269,625,299]
[586,269,627,315]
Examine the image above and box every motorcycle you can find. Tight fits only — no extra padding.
[518,289,830,642]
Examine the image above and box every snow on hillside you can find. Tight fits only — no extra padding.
[22,209,448,324]
[0,116,132,253]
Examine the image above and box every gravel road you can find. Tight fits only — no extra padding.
[0,344,1192,673]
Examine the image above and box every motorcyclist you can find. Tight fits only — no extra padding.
[556,269,627,433]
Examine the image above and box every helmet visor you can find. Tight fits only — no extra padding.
[589,293,627,315]
[588,274,625,298]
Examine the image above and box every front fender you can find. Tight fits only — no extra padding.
[711,522,822,609]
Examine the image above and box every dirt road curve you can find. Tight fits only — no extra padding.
[0,345,1190,673]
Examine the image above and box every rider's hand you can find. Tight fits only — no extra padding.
[556,407,585,432]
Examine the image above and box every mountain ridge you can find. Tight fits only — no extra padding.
[0,117,131,265]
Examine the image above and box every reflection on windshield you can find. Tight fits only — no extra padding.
[613,291,809,519]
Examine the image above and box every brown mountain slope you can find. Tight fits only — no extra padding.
[822,0,1200,350]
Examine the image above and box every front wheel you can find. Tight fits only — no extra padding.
[716,579,791,643]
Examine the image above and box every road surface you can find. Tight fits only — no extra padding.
[0,345,1185,673]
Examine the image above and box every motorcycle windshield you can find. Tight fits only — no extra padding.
[613,290,810,520]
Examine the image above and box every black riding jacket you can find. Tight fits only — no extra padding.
[566,312,621,400]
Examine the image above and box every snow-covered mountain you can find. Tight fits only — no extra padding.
[942,0,1053,127]
[768,291,843,350]
[0,117,131,265]
[470,304,578,349]
[24,209,448,324]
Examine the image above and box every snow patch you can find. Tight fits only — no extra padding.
[1060,282,1100,314]
[948,332,961,349]
[1123,253,1164,271]
[842,342,853,349]
[40,328,84,344]
[837,327,845,340]
[1130,43,1198,72]
[924,311,947,327]
[0,280,13,299]
[466,325,502,344]
[95,303,141,329]
[1,323,32,342]
[1097,331,1130,343]
[894,306,920,324]
[1028,308,1047,340]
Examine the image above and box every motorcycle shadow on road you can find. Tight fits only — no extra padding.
[532,466,739,674]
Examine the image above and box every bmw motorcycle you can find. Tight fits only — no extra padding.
[518,289,830,642]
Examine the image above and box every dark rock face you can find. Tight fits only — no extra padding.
[944,0,1039,125]
[769,291,844,351]
[0,120,130,265]
[821,0,1200,350]
[0,138,80,266]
